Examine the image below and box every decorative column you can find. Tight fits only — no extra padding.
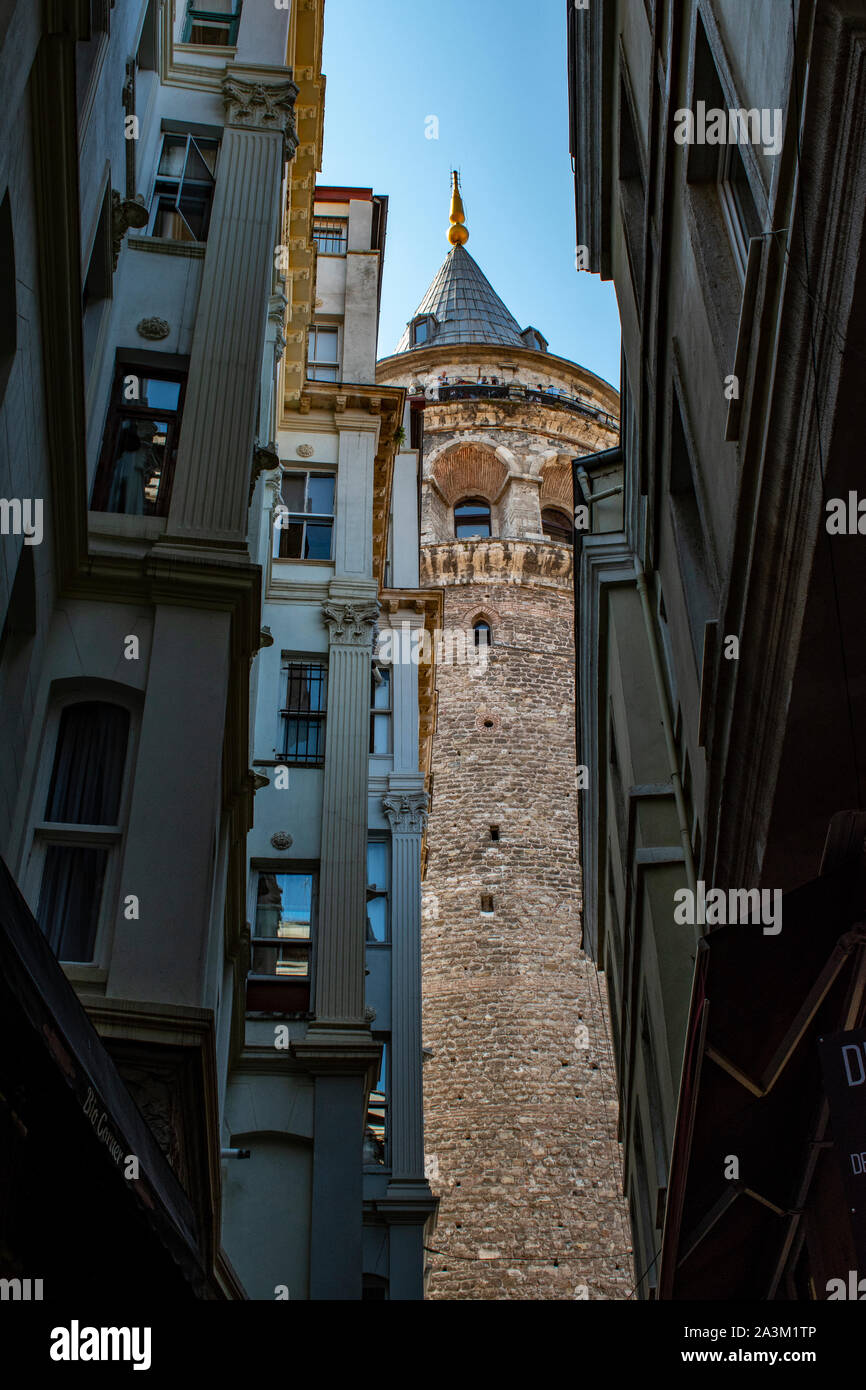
[314,599,380,1025]
[163,71,299,548]
[382,791,431,1182]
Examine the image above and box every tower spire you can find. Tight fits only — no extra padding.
[448,170,469,246]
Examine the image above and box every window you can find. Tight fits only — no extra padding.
[370,666,392,755]
[618,75,646,304]
[148,133,219,242]
[91,364,186,516]
[76,0,109,116]
[480,894,494,914]
[82,186,112,377]
[363,1039,388,1166]
[717,143,762,277]
[34,702,130,963]
[669,394,716,668]
[454,498,491,539]
[249,871,314,1012]
[542,508,573,545]
[0,191,16,408]
[307,326,340,382]
[273,471,335,560]
[473,621,491,649]
[279,659,327,765]
[313,217,348,255]
[366,841,390,943]
[182,0,241,45]
[489,824,500,841]
[411,314,437,348]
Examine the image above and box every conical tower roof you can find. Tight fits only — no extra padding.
[394,242,527,354]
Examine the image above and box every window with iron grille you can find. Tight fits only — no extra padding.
[148,132,219,242]
[273,470,335,560]
[279,659,327,765]
[313,217,348,255]
[183,0,241,45]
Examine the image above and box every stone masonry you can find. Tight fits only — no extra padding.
[419,538,632,1299]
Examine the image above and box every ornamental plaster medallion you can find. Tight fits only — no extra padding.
[296,444,315,458]
[270,831,293,851]
[136,317,170,340]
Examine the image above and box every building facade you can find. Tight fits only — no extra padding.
[568,0,866,1298]
[221,185,438,1301]
[377,180,632,1299]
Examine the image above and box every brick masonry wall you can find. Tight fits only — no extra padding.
[420,542,633,1299]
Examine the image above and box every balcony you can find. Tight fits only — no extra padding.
[434,381,618,430]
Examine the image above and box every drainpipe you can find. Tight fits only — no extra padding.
[633,557,697,897]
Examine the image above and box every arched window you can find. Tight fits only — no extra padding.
[542,508,573,545]
[454,498,491,539]
[473,620,491,648]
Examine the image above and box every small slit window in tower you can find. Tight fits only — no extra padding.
[473,620,491,648]
[480,894,494,914]
[489,825,500,842]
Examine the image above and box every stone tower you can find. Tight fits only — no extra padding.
[377,178,631,1299]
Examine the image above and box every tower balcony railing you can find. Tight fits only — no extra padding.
[434,381,618,430]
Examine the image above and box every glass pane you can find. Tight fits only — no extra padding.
[309,365,338,382]
[367,842,388,892]
[280,473,305,512]
[188,21,232,44]
[311,328,338,363]
[157,135,188,178]
[372,667,391,710]
[106,416,169,515]
[140,377,181,411]
[306,474,335,515]
[37,844,108,962]
[304,522,332,560]
[193,0,236,13]
[176,189,210,241]
[455,520,491,539]
[46,703,130,824]
[276,520,304,558]
[153,199,193,242]
[285,663,327,714]
[371,712,391,755]
[365,896,387,943]
[185,139,217,184]
[251,942,310,978]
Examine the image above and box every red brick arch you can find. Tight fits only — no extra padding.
[539,457,574,512]
[429,444,508,507]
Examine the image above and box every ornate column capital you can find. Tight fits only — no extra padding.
[222,76,300,159]
[322,601,380,647]
[382,792,429,835]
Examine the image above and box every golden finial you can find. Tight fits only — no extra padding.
[448,170,469,246]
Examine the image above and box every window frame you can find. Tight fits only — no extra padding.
[147,131,220,244]
[90,359,188,517]
[247,864,318,1015]
[364,1034,390,1168]
[182,1,242,46]
[277,656,329,766]
[307,324,341,382]
[454,496,492,540]
[369,664,392,756]
[273,469,336,562]
[365,837,391,946]
[541,507,574,545]
[23,688,139,971]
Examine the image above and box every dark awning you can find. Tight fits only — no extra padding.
[0,855,210,1294]
[658,833,866,1300]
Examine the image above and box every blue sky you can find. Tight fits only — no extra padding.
[319,0,622,390]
